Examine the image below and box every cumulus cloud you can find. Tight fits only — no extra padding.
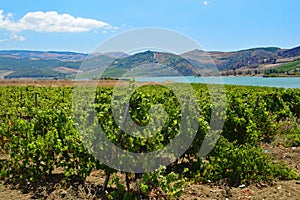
[0,10,113,32]
[203,1,209,6]
[0,10,115,41]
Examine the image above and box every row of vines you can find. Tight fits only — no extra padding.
[0,83,299,199]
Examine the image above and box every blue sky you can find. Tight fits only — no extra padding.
[0,0,299,53]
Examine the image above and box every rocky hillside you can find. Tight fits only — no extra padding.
[182,46,300,71]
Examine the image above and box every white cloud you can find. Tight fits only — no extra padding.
[0,10,115,41]
[203,1,209,6]
[0,10,113,32]
[9,32,25,41]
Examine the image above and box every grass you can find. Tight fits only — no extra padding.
[276,60,300,72]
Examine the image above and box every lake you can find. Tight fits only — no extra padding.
[135,76,300,89]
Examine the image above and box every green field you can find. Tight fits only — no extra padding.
[0,83,299,199]
[276,60,300,73]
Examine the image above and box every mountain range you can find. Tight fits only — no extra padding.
[0,45,299,79]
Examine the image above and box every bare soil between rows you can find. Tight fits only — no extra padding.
[1,141,299,199]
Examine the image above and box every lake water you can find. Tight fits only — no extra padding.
[135,76,300,89]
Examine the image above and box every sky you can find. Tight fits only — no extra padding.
[0,0,299,53]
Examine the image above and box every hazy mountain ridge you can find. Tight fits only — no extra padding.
[0,50,88,61]
[0,45,299,79]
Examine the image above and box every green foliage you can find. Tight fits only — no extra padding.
[285,129,300,147]
[277,122,300,147]
[138,166,187,199]
[264,60,300,76]
[0,87,97,182]
[276,60,300,73]
[195,137,298,185]
[0,84,299,199]
[107,168,186,199]
[107,176,137,200]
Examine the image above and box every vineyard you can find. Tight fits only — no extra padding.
[0,83,300,199]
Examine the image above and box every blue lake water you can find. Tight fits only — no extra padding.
[135,76,300,89]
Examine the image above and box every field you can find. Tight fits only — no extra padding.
[276,60,300,73]
[0,80,299,199]
[0,79,133,87]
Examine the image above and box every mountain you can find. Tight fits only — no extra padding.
[0,50,127,79]
[0,50,88,61]
[183,47,278,71]
[182,46,300,73]
[278,46,300,58]
[0,56,81,79]
[109,50,200,76]
[0,46,300,79]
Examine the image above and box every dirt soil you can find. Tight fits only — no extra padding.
[181,144,300,200]
[0,79,129,87]
[0,79,165,87]
[0,145,299,199]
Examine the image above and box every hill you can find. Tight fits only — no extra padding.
[263,60,300,77]
[109,50,201,76]
[0,46,300,79]
[182,46,300,75]
[0,50,87,61]
[0,50,123,79]
[183,47,280,71]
